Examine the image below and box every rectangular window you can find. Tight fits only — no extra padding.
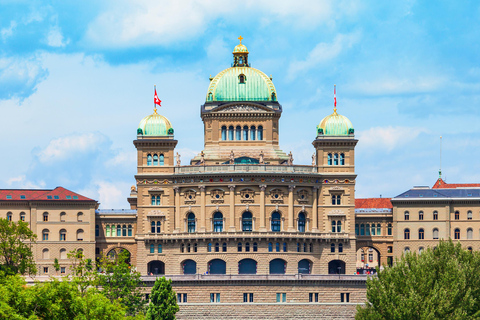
[60,267,66,274]
[43,267,48,274]
[43,234,48,241]
[20,195,26,199]
[243,293,253,303]
[20,215,25,221]
[309,293,313,302]
[315,293,319,302]
[6,195,12,199]
[369,253,373,262]
[210,293,220,303]
[177,294,182,303]
[341,293,350,303]
[184,294,187,303]
[276,293,286,302]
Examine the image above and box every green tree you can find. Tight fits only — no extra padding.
[0,218,36,275]
[146,277,179,320]
[53,258,60,276]
[67,249,96,294]
[356,240,480,320]
[97,250,147,316]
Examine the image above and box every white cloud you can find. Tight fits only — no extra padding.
[1,21,16,41]
[0,54,47,98]
[288,31,361,78]
[36,132,109,163]
[111,150,136,167]
[357,126,428,152]
[7,175,46,189]
[46,26,69,47]
[96,180,127,208]
[347,76,448,96]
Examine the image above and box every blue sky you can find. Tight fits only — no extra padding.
[1,0,480,208]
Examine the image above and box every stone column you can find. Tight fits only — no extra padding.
[199,185,206,232]
[287,185,296,232]
[312,186,319,232]
[229,185,236,231]
[259,185,267,231]
[174,187,180,233]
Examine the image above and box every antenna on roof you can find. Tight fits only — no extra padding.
[439,136,442,179]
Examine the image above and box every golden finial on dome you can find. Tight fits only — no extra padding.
[238,36,243,44]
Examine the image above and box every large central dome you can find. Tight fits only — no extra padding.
[205,39,277,103]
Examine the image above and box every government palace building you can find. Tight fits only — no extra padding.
[2,39,479,318]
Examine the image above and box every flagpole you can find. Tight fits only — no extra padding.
[154,85,157,114]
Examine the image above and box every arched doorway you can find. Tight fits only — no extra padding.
[182,259,196,274]
[238,259,257,274]
[208,259,226,274]
[107,248,131,264]
[269,259,286,274]
[298,259,311,274]
[356,245,382,272]
[148,260,165,275]
[328,260,345,274]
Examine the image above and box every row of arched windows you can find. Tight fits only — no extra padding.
[221,125,264,141]
[406,210,476,221]
[355,223,390,236]
[42,229,83,241]
[6,211,25,221]
[105,225,133,237]
[41,248,71,260]
[327,153,345,166]
[147,154,164,166]
[9,211,83,222]
[178,241,315,253]
[404,227,476,240]
[186,211,307,233]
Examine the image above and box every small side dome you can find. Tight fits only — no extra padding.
[138,110,173,137]
[317,111,354,136]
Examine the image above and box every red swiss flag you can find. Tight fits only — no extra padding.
[154,89,161,106]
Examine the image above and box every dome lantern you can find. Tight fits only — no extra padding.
[233,36,249,67]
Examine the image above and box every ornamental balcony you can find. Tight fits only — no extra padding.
[174,164,317,175]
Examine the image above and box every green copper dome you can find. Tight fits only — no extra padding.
[206,67,277,102]
[317,110,354,136]
[137,110,174,136]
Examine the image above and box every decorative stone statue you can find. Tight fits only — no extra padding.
[130,185,136,192]
[312,153,316,166]
[176,152,181,166]
[200,151,205,165]
[229,150,234,164]
[288,151,293,166]
[259,150,264,164]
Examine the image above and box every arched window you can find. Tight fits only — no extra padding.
[60,212,66,222]
[331,220,336,233]
[106,225,111,237]
[215,243,220,252]
[298,259,311,274]
[222,242,227,252]
[298,212,306,232]
[60,229,66,241]
[404,247,410,253]
[333,153,339,165]
[238,242,242,252]
[327,153,332,165]
[156,221,161,234]
[340,153,345,165]
[42,229,49,241]
[419,211,424,220]
[158,244,162,253]
[213,212,223,232]
[208,259,226,274]
[337,221,342,233]
[207,243,212,252]
[455,211,460,220]
[468,211,473,220]
[433,211,438,220]
[43,212,49,222]
[275,242,280,252]
[243,126,249,140]
[360,224,365,236]
[147,154,152,166]
[242,211,253,232]
[221,126,227,141]
[404,228,410,240]
[404,211,409,220]
[250,126,256,140]
[77,212,83,222]
[122,225,127,236]
[128,225,133,236]
[269,259,286,274]
[239,74,245,83]
[60,248,67,259]
[228,126,234,140]
[467,228,473,239]
[371,223,375,235]
[268,242,273,252]
[355,224,359,235]
[182,260,196,274]
[6,212,12,221]
[239,259,257,274]
[181,244,185,253]
[236,126,241,140]
[454,228,460,239]
[151,221,155,233]
[253,242,257,252]
[95,225,99,237]
[387,223,392,235]
[245,242,250,252]
[433,228,439,239]
[297,243,301,252]
[20,212,25,221]
[419,247,424,253]
[309,243,313,252]
[257,126,263,140]
[76,229,84,241]
[271,211,281,232]
[159,154,164,166]
[331,243,335,253]
[42,248,49,259]
[418,228,424,240]
[153,154,158,165]
[338,243,343,253]
[187,243,191,252]
[187,213,196,233]
[366,224,370,236]
[377,223,381,235]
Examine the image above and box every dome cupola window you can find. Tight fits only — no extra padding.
[239,74,246,83]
